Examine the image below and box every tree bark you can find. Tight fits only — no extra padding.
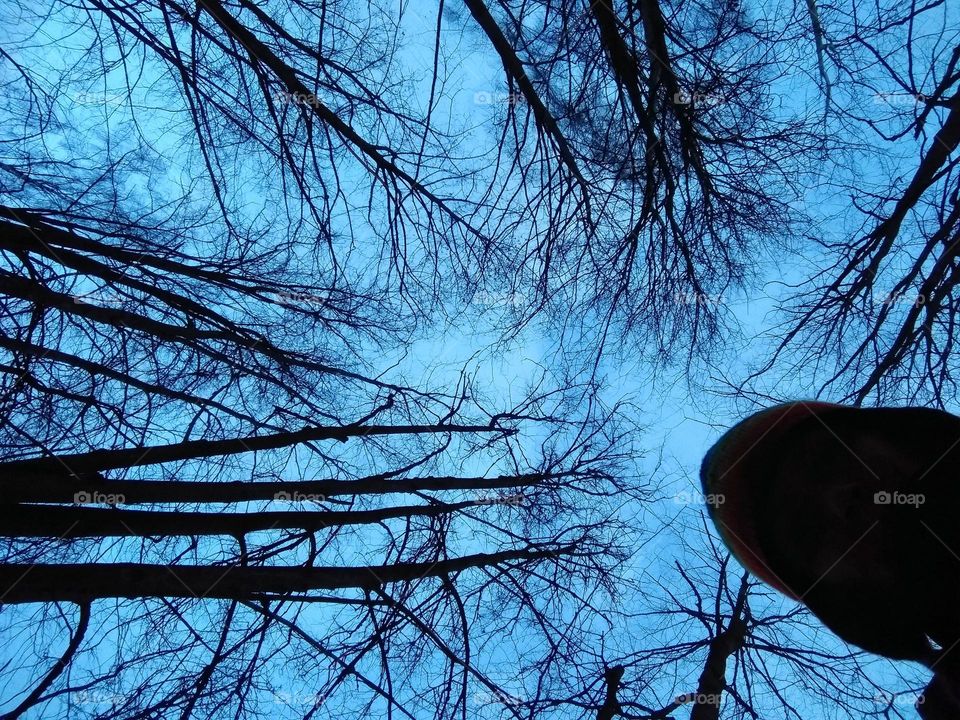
[0,546,573,603]
[1,471,553,504]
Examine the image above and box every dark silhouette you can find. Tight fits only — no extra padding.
[701,401,960,718]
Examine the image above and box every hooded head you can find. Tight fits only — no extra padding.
[702,400,960,665]
[700,401,842,599]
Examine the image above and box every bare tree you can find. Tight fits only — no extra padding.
[0,1,644,716]
[0,193,639,717]
[743,0,960,407]
[4,0,958,718]
[458,0,830,367]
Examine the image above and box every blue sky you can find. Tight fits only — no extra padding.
[0,0,957,716]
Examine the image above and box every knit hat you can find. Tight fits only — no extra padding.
[700,401,842,599]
